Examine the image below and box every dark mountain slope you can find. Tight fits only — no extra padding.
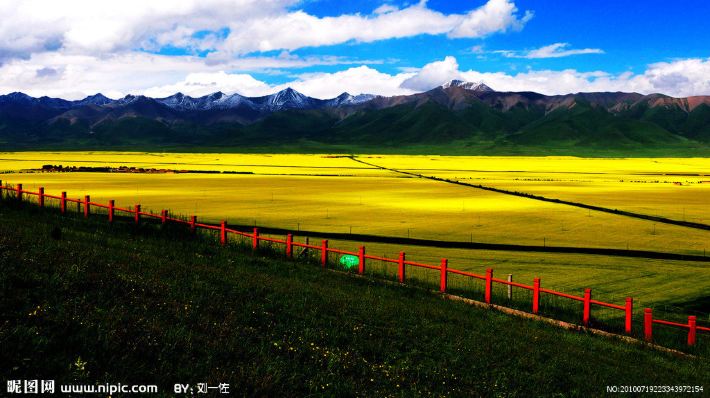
[0,81,709,153]
[684,104,710,141]
[330,102,479,145]
[508,100,685,147]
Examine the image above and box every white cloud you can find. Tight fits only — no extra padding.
[3,0,703,102]
[220,0,532,54]
[399,56,461,91]
[379,56,710,98]
[0,0,531,61]
[458,68,621,95]
[497,42,604,59]
[457,58,710,97]
[373,4,399,15]
[0,0,295,59]
[141,65,418,99]
[143,72,271,98]
[447,0,533,38]
[0,51,383,99]
[279,66,417,98]
[0,52,195,99]
[2,54,709,100]
[636,58,710,97]
[140,56,710,100]
[0,0,539,99]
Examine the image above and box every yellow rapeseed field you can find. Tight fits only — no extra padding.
[1,152,708,309]
[1,152,707,254]
[372,155,710,224]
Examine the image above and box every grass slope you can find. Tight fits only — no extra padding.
[1,202,708,396]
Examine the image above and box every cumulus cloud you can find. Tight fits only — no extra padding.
[457,58,710,97]
[495,42,604,59]
[138,56,710,100]
[0,0,293,59]
[141,65,418,99]
[399,56,462,91]
[447,0,533,38]
[0,52,201,99]
[2,55,709,100]
[222,0,532,54]
[143,72,271,98]
[5,0,703,102]
[278,66,417,98]
[0,0,531,61]
[0,51,382,99]
[390,56,710,98]
[0,0,540,99]
[638,58,710,97]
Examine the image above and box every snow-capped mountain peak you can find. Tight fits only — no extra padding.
[212,92,249,109]
[76,93,113,106]
[325,92,377,107]
[156,92,190,108]
[441,79,493,92]
[0,87,380,115]
[115,94,142,106]
[206,91,225,100]
[265,87,312,109]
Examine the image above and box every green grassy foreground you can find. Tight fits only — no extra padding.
[0,202,708,397]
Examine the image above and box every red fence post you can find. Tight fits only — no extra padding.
[532,278,541,314]
[358,246,365,275]
[60,192,67,214]
[38,187,44,208]
[625,297,633,334]
[84,195,90,218]
[321,240,328,268]
[485,268,493,304]
[688,316,697,347]
[583,288,592,327]
[286,234,293,258]
[252,227,259,251]
[440,258,448,293]
[644,308,653,342]
[190,216,196,233]
[398,252,405,283]
[108,200,114,223]
[134,204,141,225]
[220,220,227,245]
[161,210,167,224]
[17,183,22,202]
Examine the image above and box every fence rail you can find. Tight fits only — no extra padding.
[1,181,708,351]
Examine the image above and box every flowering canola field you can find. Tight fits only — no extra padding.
[1,152,708,309]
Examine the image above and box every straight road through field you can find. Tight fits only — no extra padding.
[349,156,710,232]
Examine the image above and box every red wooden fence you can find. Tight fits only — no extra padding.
[1,181,708,349]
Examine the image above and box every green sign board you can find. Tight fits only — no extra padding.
[339,254,360,269]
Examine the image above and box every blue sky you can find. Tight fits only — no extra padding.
[283,0,710,77]
[0,0,708,99]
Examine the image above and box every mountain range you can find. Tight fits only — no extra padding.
[1,79,710,153]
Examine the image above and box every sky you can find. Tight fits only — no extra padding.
[0,0,709,100]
